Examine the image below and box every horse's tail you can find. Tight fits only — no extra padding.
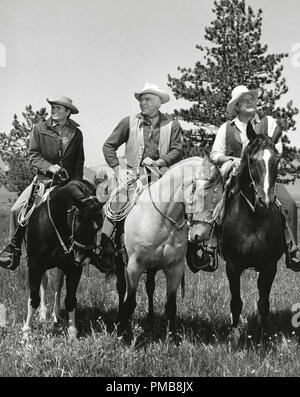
[180,271,185,301]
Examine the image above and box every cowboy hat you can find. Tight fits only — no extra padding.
[46,96,79,114]
[226,85,258,115]
[134,82,170,104]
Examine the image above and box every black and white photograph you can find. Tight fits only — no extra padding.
[0,0,300,379]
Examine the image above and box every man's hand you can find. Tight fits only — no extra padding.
[47,164,61,174]
[230,157,241,168]
[220,157,241,178]
[142,157,155,166]
[153,159,167,167]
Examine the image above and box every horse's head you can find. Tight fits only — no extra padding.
[183,157,223,243]
[65,180,104,266]
[238,118,281,209]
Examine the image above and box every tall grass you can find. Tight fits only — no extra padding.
[0,209,300,377]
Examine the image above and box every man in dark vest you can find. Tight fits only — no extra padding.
[0,96,84,270]
[210,85,300,271]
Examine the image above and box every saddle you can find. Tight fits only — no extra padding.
[18,170,69,227]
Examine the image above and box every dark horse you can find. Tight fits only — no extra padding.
[220,119,285,345]
[22,179,104,338]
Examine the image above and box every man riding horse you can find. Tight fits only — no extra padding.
[99,83,183,270]
[210,85,300,272]
[0,96,85,270]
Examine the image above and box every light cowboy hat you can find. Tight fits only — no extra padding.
[134,82,170,104]
[226,85,258,115]
[46,96,79,114]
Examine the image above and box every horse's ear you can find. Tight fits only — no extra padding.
[246,121,257,143]
[272,124,282,144]
[76,195,99,209]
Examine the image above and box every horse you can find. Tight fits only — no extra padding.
[22,179,105,338]
[220,120,285,345]
[116,156,222,336]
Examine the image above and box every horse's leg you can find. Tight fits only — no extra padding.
[39,272,48,322]
[226,260,243,347]
[23,260,44,336]
[163,261,185,336]
[64,264,82,339]
[53,268,65,323]
[117,256,143,335]
[257,263,277,337]
[115,256,126,315]
[146,269,156,330]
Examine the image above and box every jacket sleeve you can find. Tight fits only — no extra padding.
[29,124,53,174]
[74,129,85,179]
[102,117,130,168]
[160,120,183,166]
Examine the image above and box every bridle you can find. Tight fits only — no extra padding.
[147,173,219,232]
[184,177,220,229]
[239,151,277,213]
[47,194,97,255]
[239,155,257,212]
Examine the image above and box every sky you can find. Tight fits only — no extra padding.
[0,0,300,168]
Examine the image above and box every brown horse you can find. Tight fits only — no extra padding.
[23,179,104,338]
[220,119,285,345]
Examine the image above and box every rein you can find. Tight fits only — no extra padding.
[46,194,75,254]
[145,165,187,231]
[147,182,187,231]
[46,182,96,255]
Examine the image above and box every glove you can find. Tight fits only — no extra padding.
[220,158,240,178]
[142,157,155,166]
[47,164,61,174]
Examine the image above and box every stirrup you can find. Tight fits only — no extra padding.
[200,249,219,273]
[97,247,115,273]
[288,245,300,272]
[0,244,21,270]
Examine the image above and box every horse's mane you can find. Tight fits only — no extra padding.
[51,178,96,199]
[168,156,222,189]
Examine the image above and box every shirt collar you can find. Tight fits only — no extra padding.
[230,113,260,129]
[137,111,167,125]
[46,117,80,130]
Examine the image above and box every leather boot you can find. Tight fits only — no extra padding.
[0,226,25,270]
[97,233,116,273]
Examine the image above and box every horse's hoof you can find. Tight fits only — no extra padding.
[229,327,241,350]
[167,331,182,345]
[39,308,48,322]
[68,326,78,339]
[52,312,62,324]
[145,315,154,333]
[22,325,32,340]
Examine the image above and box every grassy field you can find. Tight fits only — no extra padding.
[0,208,300,377]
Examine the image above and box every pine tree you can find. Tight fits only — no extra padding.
[168,0,299,183]
[0,105,48,194]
